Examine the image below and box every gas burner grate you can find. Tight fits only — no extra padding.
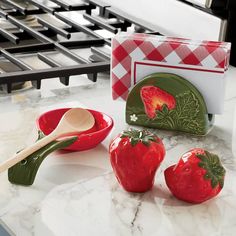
[0,0,158,93]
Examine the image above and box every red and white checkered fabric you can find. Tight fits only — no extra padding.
[111,33,231,100]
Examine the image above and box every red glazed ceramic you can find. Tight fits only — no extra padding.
[36,108,113,151]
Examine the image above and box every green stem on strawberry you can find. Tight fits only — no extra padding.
[196,151,226,188]
[121,129,158,147]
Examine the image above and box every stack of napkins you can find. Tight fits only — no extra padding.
[111,33,231,115]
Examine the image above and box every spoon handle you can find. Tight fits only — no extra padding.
[0,132,58,173]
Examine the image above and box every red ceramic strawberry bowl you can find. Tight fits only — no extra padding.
[36,108,114,151]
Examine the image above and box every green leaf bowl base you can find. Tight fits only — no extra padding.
[8,131,77,186]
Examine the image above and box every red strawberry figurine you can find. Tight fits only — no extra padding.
[140,86,176,119]
[164,148,226,204]
[109,129,165,193]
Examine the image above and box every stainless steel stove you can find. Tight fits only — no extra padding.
[101,0,236,67]
[0,0,158,93]
[0,0,235,94]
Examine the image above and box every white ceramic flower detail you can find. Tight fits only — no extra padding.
[130,114,138,122]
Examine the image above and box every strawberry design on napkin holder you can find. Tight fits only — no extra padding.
[126,73,214,135]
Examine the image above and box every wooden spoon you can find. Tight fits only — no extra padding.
[0,108,95,173]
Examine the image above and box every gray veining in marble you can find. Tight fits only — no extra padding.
[0,66,235,235]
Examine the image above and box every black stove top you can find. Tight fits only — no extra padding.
[0,0,157,93]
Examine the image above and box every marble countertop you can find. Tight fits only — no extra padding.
[0,67,236,236]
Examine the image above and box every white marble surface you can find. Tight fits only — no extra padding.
[0,66,235,236]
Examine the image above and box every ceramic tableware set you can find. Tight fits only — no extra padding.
[0,33,231,203]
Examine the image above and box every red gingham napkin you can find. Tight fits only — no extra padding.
[111,33,231,100]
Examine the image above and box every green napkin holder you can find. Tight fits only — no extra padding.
[126,73,214,135]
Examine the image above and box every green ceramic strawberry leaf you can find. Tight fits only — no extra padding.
[8,131,77,186]
[126,73,213,135]
[175,92,205,134]
[155,104,175,128]
[121,129,158,146]
[127,91,206,134]
[196,151,225,188]
[175,91,199,120]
